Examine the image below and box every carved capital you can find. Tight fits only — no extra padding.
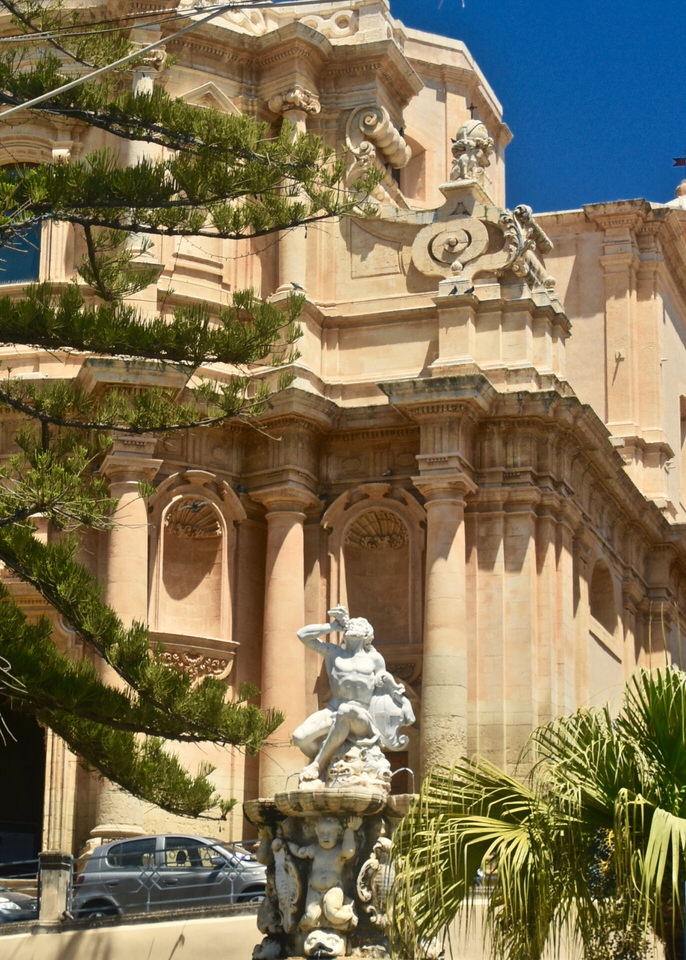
[134,45,167,71]
[51,144,73,164]
[101,436,162,485]
[412,472,476,502]
[251,484,319,515]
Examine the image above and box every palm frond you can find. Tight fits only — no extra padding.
[391,666,686,960]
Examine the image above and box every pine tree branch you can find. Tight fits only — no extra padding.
[0,384,229,432]
[1,0,99,70]
[82,223,115,302]
[0,0,364,811]
[8,206,348,241]
[0,583,277,748]
[0,539,283,748]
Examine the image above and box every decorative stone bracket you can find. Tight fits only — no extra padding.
[268,87,321,117]
[346,104,411,172]
[411,185,556,291]
[150,631,237,685]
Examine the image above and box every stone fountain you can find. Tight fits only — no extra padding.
[244,606,416,960]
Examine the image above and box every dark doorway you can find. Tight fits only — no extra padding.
[0,701,45,868]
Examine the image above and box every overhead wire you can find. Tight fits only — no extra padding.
[0,0,346,300]
[0,2,240,122]
[0,0,355,45]
[0,2,229,43]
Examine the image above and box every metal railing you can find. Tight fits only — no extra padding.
[70,847,265,919]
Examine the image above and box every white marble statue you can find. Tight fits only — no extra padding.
[292,606,415,786]
[450,118,494,185]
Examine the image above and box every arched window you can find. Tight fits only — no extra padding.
[0,166,41,284]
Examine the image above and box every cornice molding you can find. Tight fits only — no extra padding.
[379,373,497,418]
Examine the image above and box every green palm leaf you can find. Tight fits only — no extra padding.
[391,665,686,960]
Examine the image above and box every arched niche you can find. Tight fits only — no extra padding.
[586,555,624,707]
[322,484,425,647]
[148,470,245,643]
[398,133,426,204]
[589,559,618,637]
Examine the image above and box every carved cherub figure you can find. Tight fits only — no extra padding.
[287,815,362,934]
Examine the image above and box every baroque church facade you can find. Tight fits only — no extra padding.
[3,0,686,856]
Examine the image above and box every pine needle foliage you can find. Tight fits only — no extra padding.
[390,666,686,960]
[0,0,377,816]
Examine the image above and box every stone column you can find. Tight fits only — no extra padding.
[535,500,558,727]
[253,488,316,798]
[622,582,643,678]
[267,88,321,295]
[89,436,162,843]
[40,141,76,283]
[380,377,492,773]
[42,730,78,853]
[413,474,475,774]
[557,503,580,714]
[472,491,506,765]
[102,436,162,625]
[503,488,540,764]
[573,532,593,705]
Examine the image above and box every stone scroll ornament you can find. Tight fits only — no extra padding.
[345,104,412,204]
[244,608,421,960]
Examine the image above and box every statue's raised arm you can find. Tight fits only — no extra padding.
[296,606,349,655]
[291,607,415,792]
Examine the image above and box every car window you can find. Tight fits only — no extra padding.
[162,838,221,869]
[218,842,258,863]
[105,837,157,869]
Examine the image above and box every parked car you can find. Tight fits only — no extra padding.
[72,834,266,919]
[0,884,38,923]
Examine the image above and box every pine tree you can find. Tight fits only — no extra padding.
[0,0,378,817]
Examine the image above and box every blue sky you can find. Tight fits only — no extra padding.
[389,0,686,213]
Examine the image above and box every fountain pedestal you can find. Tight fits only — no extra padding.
[244,790,412,960]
